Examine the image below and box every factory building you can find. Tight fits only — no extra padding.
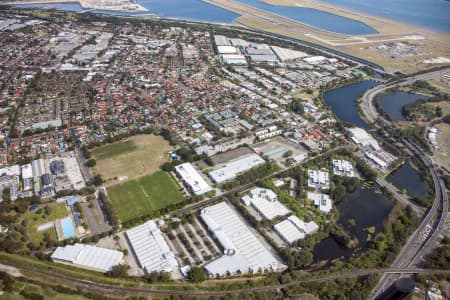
[201,202,281,276]
[347,127,380,150]
[126,220,178,274]
[51,244,123,273]
[174,162,212,196]
[209,154,265,183]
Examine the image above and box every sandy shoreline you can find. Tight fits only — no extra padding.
[3,0,148,12]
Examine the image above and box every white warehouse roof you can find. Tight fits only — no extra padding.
[241,187,290,220]
[0,165,21,177]
[303,56,327,64]
[274,216,319,245]
[209,154,265,183]
[31,158,46,177]
[201,202,280,276]
[214,35,230,46]
[348,127,380,150]
[21,164,33,179]
[51,243,123,272]
[126,220,178,274]
[217,45,238,54]
[271,46,308,61]
[221,54,247,65]
[174,163,211,195]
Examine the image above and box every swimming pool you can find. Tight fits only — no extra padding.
[60,217,76,239]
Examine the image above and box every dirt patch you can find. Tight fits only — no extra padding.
[92,134,172,186]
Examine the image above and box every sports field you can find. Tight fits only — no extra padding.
[92,134,172,186]
[107,171,184,222]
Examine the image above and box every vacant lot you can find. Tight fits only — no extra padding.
[92,134,172,186]
[108,171,184,222]
[425,101,450,117]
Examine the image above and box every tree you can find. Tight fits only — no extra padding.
[44,205,52,216]
[204,156,214,166]
[289,99,304,115]
[93,175,103,186]
[332,185,346,203]
[188,267,206,282]
[436,106,443,117]
[106,264,129,277]
[86,159,97,167]
[283,150,293,158]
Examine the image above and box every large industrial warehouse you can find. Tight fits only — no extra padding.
[126,220,178,274]
[209,154,265,183]
[174,162,212,195]
[51,243,123,272]
[201,202,281,276]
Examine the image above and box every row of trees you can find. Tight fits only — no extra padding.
[97,190,118,226]
[222,162,280,190]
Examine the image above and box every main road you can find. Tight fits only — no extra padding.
[370,139,448,299]
[170,145,353,217]
[376,177,425,215]
[363,68,450,298]
[361,68,450,124]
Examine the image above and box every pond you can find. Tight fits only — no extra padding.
[387,159,430,199]
[323,80,380,129]
[379,91,429,121]
[313,184,394,262]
